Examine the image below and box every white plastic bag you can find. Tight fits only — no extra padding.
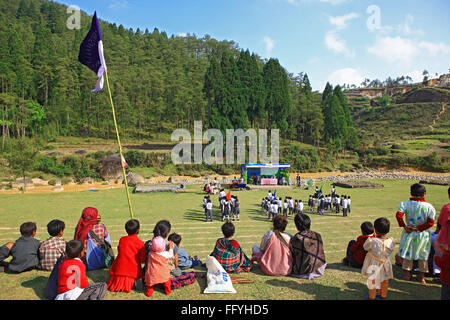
[203,256,236,294]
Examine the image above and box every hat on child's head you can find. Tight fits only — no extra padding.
[151,236,166,253]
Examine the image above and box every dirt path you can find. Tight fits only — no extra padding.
[429,103,446,131]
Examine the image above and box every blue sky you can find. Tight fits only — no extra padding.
[57,0,450,91]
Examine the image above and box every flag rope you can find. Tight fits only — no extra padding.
[104,69,134,219]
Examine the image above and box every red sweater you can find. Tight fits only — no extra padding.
[435,250,450,286]
[57,258,89,294]
[108,234,146,279]
[350,234,374,265]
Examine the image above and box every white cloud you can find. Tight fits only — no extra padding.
[325,31,355,58]
[327,68,364,87]
[329,12,358,29]
[405,70,426,83]
[368,36,450,63]
[108,1,129,9]
[177,32,188,38]
[263,36,275,57]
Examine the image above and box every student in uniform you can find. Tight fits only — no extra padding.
[289,197,294,215]
[342,196,349,217]
[206,199,213,222]
[298,200,304,215]
[271,201,279,221]
[223,198,231,222]
[334,195,341,214]
[283,199,288,217]
[234,197,241,222]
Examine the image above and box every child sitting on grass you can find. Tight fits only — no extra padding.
[211,222,252,274]
[168,233,202,270]
[0,222,40,274]
[361,218,395,300]
[343,221,375,269]
[39,220,66,271]
[56,240,107,300]
[144,236,172,297]
[107,219,147,293]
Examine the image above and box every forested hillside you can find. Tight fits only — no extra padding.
[0,0,448,183]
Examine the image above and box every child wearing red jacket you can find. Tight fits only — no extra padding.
[56,240,106,300]
[434,188,450,300]
[343,221,375,268]
[107,219,147,293]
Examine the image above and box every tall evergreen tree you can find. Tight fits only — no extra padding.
[263,58,291,132]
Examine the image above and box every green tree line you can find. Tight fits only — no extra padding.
[0,0,358,154]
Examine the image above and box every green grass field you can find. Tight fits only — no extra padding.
[0,179,448,300]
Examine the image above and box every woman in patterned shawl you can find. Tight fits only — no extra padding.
[290,213,326,279]
[211,222,252,274]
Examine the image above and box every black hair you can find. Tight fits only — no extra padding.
[222,222,235,238]
[153,220,171,238]
[273,215,288,232]
[360,221,375,236]
[294,213,311,232]
[374,217,390,236]
[125,219,140,235]
[411,183,426,197]
[47,220,65,237]
[20,222,37,237]
[66,239,84,259]
[168,233,182,246]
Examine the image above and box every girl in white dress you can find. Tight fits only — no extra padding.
[361,217,395,300]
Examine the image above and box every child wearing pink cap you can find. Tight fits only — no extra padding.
[144,236,172,297]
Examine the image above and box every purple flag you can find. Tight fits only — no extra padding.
[78,12,107,92]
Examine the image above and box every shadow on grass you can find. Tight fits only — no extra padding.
[184,208,225,222]
[21,276,48,300]
[184,209,209,222]
[87,268,110,283]
[265,278,346,300]
[264,262,442,300]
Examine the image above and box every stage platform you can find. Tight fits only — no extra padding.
[247,185,293,190]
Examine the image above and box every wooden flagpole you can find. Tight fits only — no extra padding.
[104,68,134,219]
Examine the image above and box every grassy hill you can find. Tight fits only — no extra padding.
[343,85,449,171]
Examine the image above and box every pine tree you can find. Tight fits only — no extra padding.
[263,58,291,132]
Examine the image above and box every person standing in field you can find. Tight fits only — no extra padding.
[396,183,436,284]
[361,218,395,300]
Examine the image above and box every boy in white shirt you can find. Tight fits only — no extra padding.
[342,196,348,217]
[271,201,278,221]
[283,199,288,217]
[298,200,304,214]
[288,197,294,215]
[206,200,213,222]
[334,196,340,213]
